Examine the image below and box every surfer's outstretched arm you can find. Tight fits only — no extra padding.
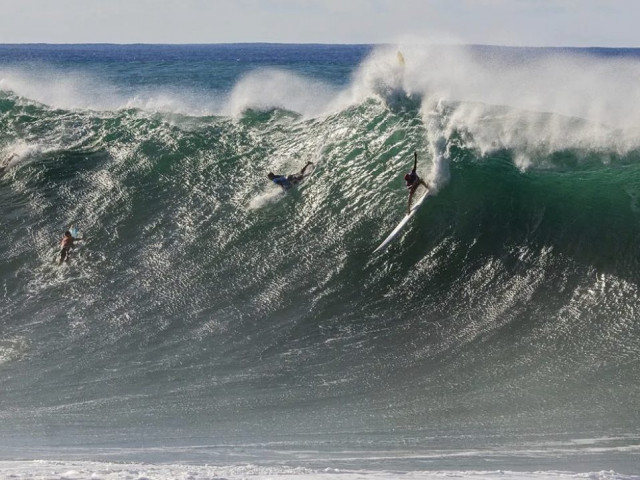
[413,151,418,172]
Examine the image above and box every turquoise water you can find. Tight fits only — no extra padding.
[1,44,640,475]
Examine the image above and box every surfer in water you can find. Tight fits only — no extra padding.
[268,161,314,190]
[405,151,429,214]
[58,229,83,265]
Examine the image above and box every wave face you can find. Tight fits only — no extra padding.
[1,44,640,473]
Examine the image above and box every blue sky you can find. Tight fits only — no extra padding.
[0,0,637,46]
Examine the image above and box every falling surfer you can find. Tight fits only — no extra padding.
[58,227,83,265]
[404,151,429,214]
[268,161,314,190]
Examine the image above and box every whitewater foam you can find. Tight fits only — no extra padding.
[337,44,640,169]
[5,42,640,164]
[223,68,341,118]
[0,461,637,480]
[0,67,222,115]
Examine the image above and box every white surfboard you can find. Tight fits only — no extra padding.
[374,189,430,253]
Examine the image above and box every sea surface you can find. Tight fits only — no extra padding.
[1,43,640,479]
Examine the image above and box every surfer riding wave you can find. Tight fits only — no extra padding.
[405,151,429,213]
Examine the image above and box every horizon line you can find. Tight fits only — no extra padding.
[0,42,639,50]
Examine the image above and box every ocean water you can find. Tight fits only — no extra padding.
[1,43,640,479]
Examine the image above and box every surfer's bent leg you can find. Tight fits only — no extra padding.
[288,174,303,185]
[300,161,313,176]
[408,187,415,213]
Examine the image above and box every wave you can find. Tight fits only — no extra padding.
[2,44,640,468]
[0,66,223,115]
[3,44,640,127]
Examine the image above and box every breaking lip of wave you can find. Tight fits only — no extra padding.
[4,42,640,157]
[350,44,640,159]
[0,67,225,115]
[222,68,344,118]
[0,65,349,118]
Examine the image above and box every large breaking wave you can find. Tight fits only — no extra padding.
[1,44,640,473]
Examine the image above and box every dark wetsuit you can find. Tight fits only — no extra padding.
[405,169,421,192]
[272,174,305,190]
[271,175,294,190]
